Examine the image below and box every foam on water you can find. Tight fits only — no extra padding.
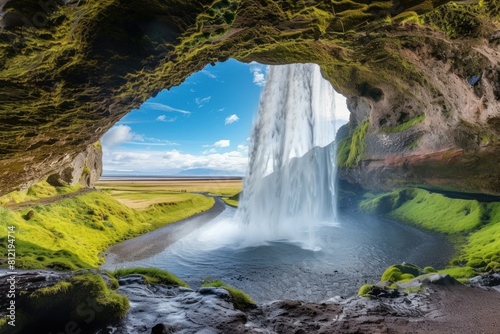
[236,63,339,250]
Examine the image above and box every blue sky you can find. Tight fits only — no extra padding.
[102,59,349,175]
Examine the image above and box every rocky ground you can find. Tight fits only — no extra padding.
[103,274,500,334]
[3,271,500,334]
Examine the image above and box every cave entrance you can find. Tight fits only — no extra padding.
[100,59,350,178]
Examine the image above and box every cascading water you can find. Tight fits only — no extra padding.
[237,63,338,250]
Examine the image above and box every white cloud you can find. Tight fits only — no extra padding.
[201,70,217,79]
[195,96,211,108]
[224,114,239,125]
[202,148,217,154]
[104,149,247,173]
[102,125,137,147]
[237,145,248,153]
[250,64,267,87]
[217,108,225,112]
[156,115,177,122]
[214,139,230,148]
[145,102,191,115]
[102,125,178,149]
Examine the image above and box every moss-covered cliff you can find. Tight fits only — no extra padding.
[0,0,499,194]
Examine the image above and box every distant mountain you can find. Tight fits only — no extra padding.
[176,168,244,176]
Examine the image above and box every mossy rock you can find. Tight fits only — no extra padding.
[3,273,129,334]
[358,284,374,297]
[201,278,255,310]
[424,266,437,273]
[381,263,421,282]
[113,267,189,287]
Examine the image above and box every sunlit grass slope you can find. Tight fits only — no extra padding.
[0,181,83,205]
[359,188,500,272]
[0,191,214,270]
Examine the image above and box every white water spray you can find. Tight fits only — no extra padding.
[237,63,338,249]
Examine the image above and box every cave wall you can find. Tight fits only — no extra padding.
[0,0,499,195]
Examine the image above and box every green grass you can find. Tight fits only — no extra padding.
[360,188,484,234]
[0,191,214,270]
[457,203,500,270]
[112,268,189,287]
[222,197,238,207]
[0,181,83,205]
[438,266,477,279]
[202,278,255,310]
[0,272,128,334]
[380,114,425,133]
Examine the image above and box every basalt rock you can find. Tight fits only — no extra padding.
[0,1,499,195]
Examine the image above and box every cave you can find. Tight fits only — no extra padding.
[1,1,500,333]
[0,0,499,195]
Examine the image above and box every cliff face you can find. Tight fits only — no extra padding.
[338,31,500,194]
[0,0,499,195]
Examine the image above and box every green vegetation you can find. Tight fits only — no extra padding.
[381,264,420,282]
[380,114,425,133]
[113,268,189,287]
[337,119,370,168]
[438,266,477,279]
[202,278,255,310]
[360,188,500,273]
[0,181,82,205]
[0,191,214,270]
[357,284,374,297]
[360,188,484,233]
[423,266,436,273]
[0,272,128,334]
[222,192,240,207]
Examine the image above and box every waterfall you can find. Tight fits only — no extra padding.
[236,63,338,250]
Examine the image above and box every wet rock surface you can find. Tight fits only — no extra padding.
[100,281,447,334]
[3,271,500,333]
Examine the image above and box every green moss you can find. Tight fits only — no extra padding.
[337,119,370,168]
[380,263,421,282]
[458,205,500,271]
[422,2,484,39]
[380,114,425,133]
[202,278,255,310]
[423,266,436,273]
[360,188,485,234]
[438,266,477,279]
[5,272,128,334]
[113,268,189,287]
[358,284,374,297]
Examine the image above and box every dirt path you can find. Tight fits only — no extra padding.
[102,196,226,268]
[3,187,96,210]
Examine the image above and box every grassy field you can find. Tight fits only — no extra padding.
[96,179,242,197]
[0,178,249,270]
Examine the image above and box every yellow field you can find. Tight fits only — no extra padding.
[96,179,242,209]
[96,179,242,195]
